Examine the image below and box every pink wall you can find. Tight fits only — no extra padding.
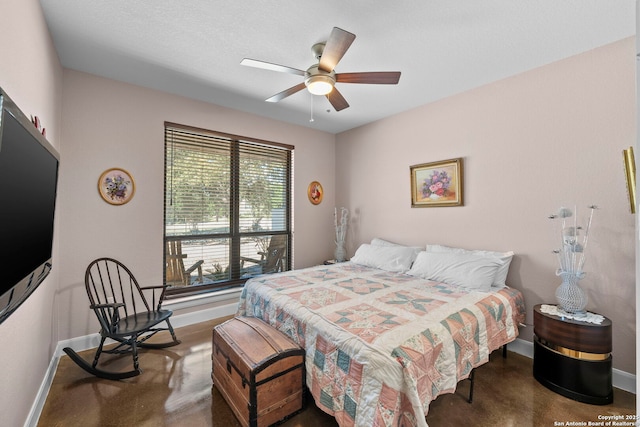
[336,38,637,374]
[0,0,63,425]
[56,70,337,340]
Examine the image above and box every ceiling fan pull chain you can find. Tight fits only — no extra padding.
[309,93,315,122]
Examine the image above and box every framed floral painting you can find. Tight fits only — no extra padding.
[98,168,135,205]
[410,158,463,207]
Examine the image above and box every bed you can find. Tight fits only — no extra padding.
[236,241,526,427]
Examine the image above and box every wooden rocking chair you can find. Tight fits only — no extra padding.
[63,258,181,380]
[165,240,204,286]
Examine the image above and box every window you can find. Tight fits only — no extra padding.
[164,122,293,297]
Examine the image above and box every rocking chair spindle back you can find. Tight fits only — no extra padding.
[64,258,181,380]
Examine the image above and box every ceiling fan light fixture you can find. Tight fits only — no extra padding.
[305,74,334,95]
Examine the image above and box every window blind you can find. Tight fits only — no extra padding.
[164,123,292,295]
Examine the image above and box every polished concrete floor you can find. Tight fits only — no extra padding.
[39,316,635,427]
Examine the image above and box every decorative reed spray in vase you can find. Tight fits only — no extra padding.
[547,205,598,315]
[334,207,349,262]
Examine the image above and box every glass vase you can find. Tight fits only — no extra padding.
[334,243,347,262]
[555,270,588,315]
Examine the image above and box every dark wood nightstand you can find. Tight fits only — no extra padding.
[532,304,613,405]
[323,259,348,265]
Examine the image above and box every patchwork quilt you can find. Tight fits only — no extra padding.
[237,263,525,427]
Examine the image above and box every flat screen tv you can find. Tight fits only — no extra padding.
[0,87,60,325]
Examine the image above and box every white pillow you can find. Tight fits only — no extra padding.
[426,244,513,288]
[351,243,418,273]
[371,238,423,260]
[407,251,505,292]
[371,237,402,246]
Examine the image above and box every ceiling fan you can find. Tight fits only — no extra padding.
[241,27,401,112]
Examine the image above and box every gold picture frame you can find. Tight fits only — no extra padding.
[410,158,463,207]
[623,146,636,214]
[307,181,323,205]
[98,168,135,205]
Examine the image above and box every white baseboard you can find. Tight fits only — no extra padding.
[24,347,63,427]
[507,338,636,394]
[24,301,238,427]
[612,368,637,394]
[506,336,534,358]
[169,300,238,330]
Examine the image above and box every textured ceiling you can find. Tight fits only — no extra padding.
[40,0,635,134]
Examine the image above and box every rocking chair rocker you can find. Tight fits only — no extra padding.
[63,258,181,380]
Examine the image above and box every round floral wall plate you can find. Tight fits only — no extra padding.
[308,181,323,205]
[98,168,135,205]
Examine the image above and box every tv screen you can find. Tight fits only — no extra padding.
[0,87,59,324]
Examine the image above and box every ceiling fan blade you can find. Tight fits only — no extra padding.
[326,88,349,111]
[318,27,356,73]
[241,58,305,76]
[336,71,401,85]
[265,82,307,103]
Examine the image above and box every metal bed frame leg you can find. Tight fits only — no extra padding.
[467,344,508,404]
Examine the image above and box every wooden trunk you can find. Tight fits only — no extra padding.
[212,316,305,427]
